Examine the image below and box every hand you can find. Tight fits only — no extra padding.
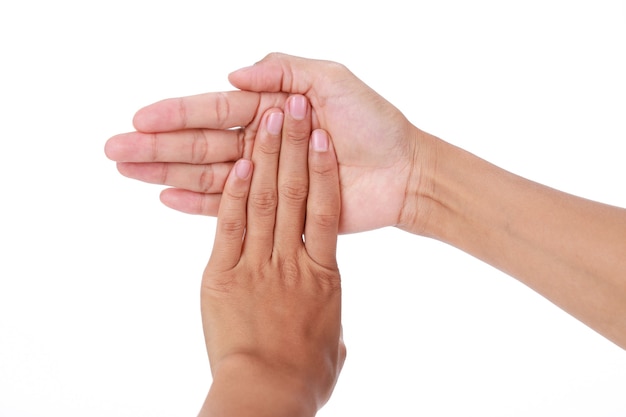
[198,95,345,417]
[105,53,434,234]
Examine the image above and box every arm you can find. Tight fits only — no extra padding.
[403,131,626,348]
[104,53,626,348]
[198,95,345,416]
[228,54,626,349]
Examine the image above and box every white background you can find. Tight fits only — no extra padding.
[1,1,625,416]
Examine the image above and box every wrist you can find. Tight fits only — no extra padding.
[396,126,441,237]
[199,354,320,417]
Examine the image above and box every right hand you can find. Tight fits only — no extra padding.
[199,96,345,416]
[105,53,432,234]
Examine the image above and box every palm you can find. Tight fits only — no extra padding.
[298,78,415,233]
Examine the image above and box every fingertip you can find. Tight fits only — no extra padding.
[131,105,151,132]
[228,55,284,93]
[159,188,190,213]
[228,65,254,78]
[234,159,253,180]
[228,65,255,90]
[309,129,337,168]
[132,99,173,132]
[115,161,131,177]
[159,188,220,216]
[266,111,284,136]
[103,137,115,160]
[287,94,308,121]
[104,135,126,161]
[311,129,330,153]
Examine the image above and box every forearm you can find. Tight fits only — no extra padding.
[406,129,626,348]
[198,356,319,417]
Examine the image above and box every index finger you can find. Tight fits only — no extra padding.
[132,91,261,132]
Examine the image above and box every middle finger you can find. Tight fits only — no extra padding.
[105,128,243,164]
[273,95,312,254]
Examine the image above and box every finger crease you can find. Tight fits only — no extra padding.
[191,130,209,164]
[177,98,189,129]
[150,133,159,161]
[199,166,215,193]
[159,162,169,185]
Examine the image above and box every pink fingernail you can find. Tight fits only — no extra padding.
[235,159,252,179]
[289,95,307,121]
[266,112,284,135]
[311,130,329,152]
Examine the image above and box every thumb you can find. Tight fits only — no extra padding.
[228,52,321,94]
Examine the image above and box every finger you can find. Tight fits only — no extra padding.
[229,53,322,94]
[105,129,242,164]
[160,189,221,216]
[304,130,340,268]
[116,161,232,193]
[207,159,252,270]
[243,110,283,258]
[273,95,311,252]
[132,91,260,132]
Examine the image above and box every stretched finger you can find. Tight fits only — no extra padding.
[105,129,242,164]
[229,53,321,94]
[116,161,232,193]
[243,110,283,258]
[273,95,311,253]
[207,159,252,270]
[132,91,261,132]
[304,130,340,268]
[159,189,221,216]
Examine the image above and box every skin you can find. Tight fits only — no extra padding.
[105,51,625,389]
[198,95,345,416]
[105,55,417,234]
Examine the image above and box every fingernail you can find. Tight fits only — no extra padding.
[289,95,307,121]
[235,159,252,179]
[266,112,284,135]
[311,130,329,152]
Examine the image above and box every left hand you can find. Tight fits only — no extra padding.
[199,95,346,416]
[104,53,428,234]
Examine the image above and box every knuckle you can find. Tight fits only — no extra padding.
[280,257,301,284]
[265,52,283,61]
[310,212,339,230]
[279,181,308,203]
[249,189,278,214]
[214,92,231,127]
[190,130,210,164]
[201,272,234,295]
[224,186,249,203]
[256,139,281,156]
[310,161,336,178]
[198,165,215,193]
[312,266,341,291]
[236,128,246,158]
[176,98,189,129]
[219,217,245,236]
[327,60,349,75]
[150,133,160,161]
[159,162,170,185]
[283,128,310,145]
